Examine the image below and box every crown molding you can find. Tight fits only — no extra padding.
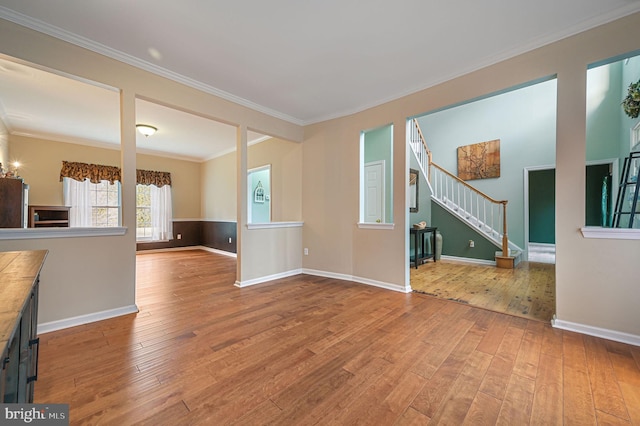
[3,4,640,127]
[302,3,640,125]
[0,7,304,126]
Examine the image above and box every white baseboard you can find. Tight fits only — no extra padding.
[137,245,237,257]
[302,268,411,293]
[38,304,139,334]
[197,246,237,257]
[440,255,496,266]
[552,316,640,347]
[235,268,303,288]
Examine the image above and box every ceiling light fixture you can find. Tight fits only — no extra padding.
[136,124,157,137]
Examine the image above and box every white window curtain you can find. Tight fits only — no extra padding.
[151,184,173,241]
[63,177,93,227]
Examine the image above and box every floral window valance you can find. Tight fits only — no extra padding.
[59,161,121,184]
[60,161,171,187]
[136,169,172,187]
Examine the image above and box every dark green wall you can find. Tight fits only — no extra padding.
[431,202,497,261]
[586,164,612,227]
[528,169,555,244]
[528,165,610,243]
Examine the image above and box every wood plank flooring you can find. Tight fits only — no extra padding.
[410,260,556,322]
[34,250,640,425]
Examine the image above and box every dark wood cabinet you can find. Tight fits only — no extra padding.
[0,178,28,228]
[1,250,47,403]
[29,205,70,228]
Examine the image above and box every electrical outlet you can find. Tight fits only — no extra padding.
[228,237,232,243]
[469,240,474,248]
[304,248,309,256]
[177,234,182,240]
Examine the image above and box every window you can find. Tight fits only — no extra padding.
[91,180,120,227]
[63,177,173,241]
[137,183,173,241]
[63,177,121,227]
[136,185,152,239]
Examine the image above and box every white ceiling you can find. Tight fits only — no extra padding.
[1,1,640,160]
[0,57,266,162]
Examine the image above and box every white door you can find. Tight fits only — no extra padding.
[364,161,385,223]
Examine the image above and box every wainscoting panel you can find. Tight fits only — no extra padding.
[202,221,237,253]
[136,220,202,251]
[136,220,237,254]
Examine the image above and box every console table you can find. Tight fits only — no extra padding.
[1,250,47,403]
[410,227,437,269]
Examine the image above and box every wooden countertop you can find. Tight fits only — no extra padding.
[0,250,47,354]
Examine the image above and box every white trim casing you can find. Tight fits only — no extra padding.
[580,227,640,239]
[0,227,127,240]
[38,304,139,334]
[246,221,303,230]
[357,223,395,230]
[552,316,640,347]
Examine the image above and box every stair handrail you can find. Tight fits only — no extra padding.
[430,162,510,257]
[431,162,507,205]
[410,119,432,182]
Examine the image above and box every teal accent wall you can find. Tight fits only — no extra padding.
[364,125,393,222]
[431,202,497,261]
[586,62,623,162]
[409,153,431,225]
[586,55,640,226]
[249,168,270,223]
[586,164,612,227]
[528,169,555,244]
[418,79,558,249]
[620,56,640,158]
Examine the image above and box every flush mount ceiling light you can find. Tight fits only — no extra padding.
[136,124,157,137]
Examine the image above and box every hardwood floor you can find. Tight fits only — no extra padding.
[35,250,640,425]
[410,260,556,323]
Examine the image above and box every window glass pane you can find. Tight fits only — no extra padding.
[88,180,120,227]
[136,185,152,239]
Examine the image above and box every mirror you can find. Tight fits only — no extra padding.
[409,168,419,212]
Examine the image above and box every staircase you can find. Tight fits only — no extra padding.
[409,119,521,268]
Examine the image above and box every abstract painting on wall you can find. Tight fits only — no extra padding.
[457,139,501,180]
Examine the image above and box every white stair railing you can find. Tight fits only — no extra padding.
[410,119,512,256]
[430,163,509,254]
[409,119,431,183]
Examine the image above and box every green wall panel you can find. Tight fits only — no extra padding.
[431,201,497,261]
[528,169,555,244]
